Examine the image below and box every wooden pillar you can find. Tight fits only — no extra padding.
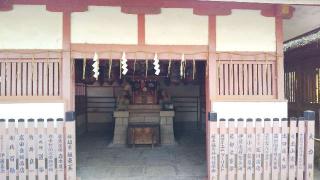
[62,11,75,111]
[207,15,217,180]
[138,14,145,45]
[275,13,285,100]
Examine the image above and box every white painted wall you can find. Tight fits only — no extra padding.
[0,5,62,49]
[71,6,138,44]
[212,101,287,120]
[216,10,276,52]
[145,8,208,45]
[0,103,64,120]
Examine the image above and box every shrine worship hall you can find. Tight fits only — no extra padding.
[2,0,320,180]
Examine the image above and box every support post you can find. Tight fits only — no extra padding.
[275,12,285,100]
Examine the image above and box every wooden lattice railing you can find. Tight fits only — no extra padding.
[207,110,315,180]
[217,60,277,99]
[0,57,61,97]
[0,118,76,180]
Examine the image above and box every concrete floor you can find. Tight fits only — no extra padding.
[76,130,207,180]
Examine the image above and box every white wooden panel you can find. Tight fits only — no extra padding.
[0,120,7,179]
[146,8,208,45]
[0,5,62,49]
[71,6,137,44]
[17,120,26,180]
[212,101,287,120]
[216,10,276,51]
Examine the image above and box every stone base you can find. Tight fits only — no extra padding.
[113,109,175,145]
[113,111,129,145]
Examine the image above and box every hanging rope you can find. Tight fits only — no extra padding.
[145,59,148,77]
[192,59,196,80]
[82,57,87,80]
[108,53,113,79]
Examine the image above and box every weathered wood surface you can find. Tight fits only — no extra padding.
[207,111,315,180]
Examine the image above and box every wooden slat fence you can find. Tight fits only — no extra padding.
[0,118,76,180]
[0,58,61,97]
[217,60,276,98]
[208,110,315,180]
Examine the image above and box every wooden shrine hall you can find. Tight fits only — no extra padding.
[0,0,320,180]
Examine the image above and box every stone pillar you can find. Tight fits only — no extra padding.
[160,111,175,145]
[113,111,129,145]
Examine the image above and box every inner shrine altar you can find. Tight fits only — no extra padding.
[113,80,175,146]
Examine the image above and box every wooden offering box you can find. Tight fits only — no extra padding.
[127,123,160,147]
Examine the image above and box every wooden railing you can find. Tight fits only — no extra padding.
[0,57,61,97]
[207,110,315,180]
[0,118,76,180]
[217,60,276,99]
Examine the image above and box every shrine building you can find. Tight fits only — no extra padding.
[0,0,320,180]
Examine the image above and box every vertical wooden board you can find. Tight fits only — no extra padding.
[16,62,22,96]
[43,62,48,96]
[37,120,46,180]
[6,62,12,96]
[262,64,268,95]
[239,64,243,95]
[219,64,224,95]
[22,63,27,96]
[237,119,246,180]
[228,119,237,180]
[263,119,272,180]
[254,119,263,180]
[246,119,255,180]
[27,63,33,96]
[54,62,60,96]
[11,62,17,96]
[208,118,219,180]
[234,64,239,95]
[257,64,262,95]
[56,119,65,180]
[253,64,258,95]
[288,118,297,180]
[248,64,253,95]
[0,63,5,96]
[224,64,229,95]
[17,120,26,180]
[47,119,56,180]
[219,120,228,180]
[0,119,7,179]
[272,63,277,96]
[65,120,77,180]
[229,64,234,95]
[267,64,272,95]
[38,62,43,96]
[280,119,289,180]
[304,119,315,180]
[27,119,37,180]
[296,118,305,180]
[32,62,38,96]
[7,120,16,180]
[271,119,281,180]
[48,62,54,96]
[243,64,248,96]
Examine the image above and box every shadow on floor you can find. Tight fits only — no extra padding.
[76,130,207,180]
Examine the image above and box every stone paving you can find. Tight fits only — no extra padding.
[77,130,320,180]
[77,130,207,180]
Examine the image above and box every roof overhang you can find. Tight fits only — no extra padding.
[202,0,320,5]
